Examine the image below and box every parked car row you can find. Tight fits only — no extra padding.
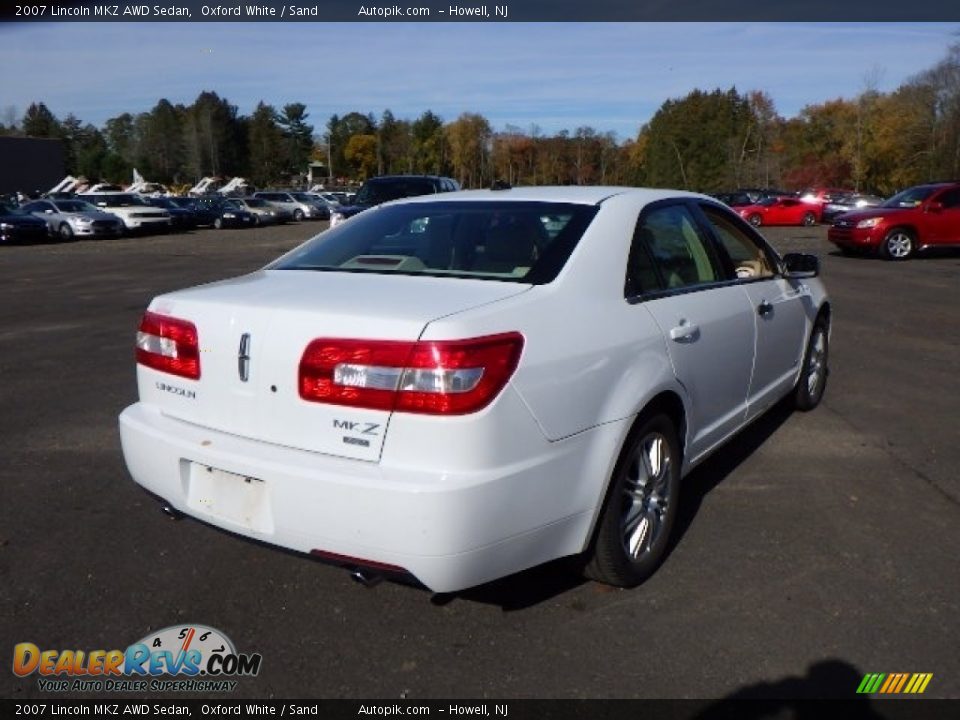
[713,186,892,228]
[708,181,960,259]
[0,189,338,244]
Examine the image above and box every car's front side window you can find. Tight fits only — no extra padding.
[630,204,720,293]
[935,188,960,208]
[699,205,775,280]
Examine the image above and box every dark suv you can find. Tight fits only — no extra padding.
[330,175,460,226]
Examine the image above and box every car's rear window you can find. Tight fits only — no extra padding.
[270,201,599,284]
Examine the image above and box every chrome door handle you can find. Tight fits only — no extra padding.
[669,321,700,342]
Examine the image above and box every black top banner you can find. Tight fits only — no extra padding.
[1,0,959,22]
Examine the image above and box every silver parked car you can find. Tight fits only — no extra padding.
[21,198,125,240]
[254,192,322,221]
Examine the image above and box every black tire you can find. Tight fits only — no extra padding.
[794,318,829,411]
[748,214,762,227]
[213,217,223,230]
[802,211,817,226]
[584,413,681,588]
[58,223,73,241]
[880,228,914,261]
[293,209,304,221]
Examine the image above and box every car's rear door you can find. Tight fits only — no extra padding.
[628,201,756,462]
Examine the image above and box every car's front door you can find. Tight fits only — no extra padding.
[628,202,756,463]
[924,187,960,245]
[696,203,810,417]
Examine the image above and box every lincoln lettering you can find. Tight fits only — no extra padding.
[156,381,196,399]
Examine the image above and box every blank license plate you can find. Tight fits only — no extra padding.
[186,464,273,533]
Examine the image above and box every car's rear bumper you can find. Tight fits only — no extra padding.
[119,402,616,592]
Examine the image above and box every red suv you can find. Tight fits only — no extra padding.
[827,182,960,260]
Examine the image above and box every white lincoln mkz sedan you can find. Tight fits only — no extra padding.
[119,186,830,593]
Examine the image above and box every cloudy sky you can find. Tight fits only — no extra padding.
[0,22,955,140]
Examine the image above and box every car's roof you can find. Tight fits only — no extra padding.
[387,186,707,207]
[913,182,959,190]
[366,174,452,181]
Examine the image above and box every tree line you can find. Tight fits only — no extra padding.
[4,42,960,194]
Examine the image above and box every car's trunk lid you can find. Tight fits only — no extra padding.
[138,270,530,461]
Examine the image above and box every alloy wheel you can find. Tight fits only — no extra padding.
[621,432,672,559]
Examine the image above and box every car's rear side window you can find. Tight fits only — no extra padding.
[270,201,598,284]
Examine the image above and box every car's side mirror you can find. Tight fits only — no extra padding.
[782,253,820,278]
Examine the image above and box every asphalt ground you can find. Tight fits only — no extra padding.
[1,221,958,701]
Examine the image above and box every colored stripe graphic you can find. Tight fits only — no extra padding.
[857,673,932,694]
[857,673,884,694]
[879,674,897,693]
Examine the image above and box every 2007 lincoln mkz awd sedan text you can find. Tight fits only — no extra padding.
[119,186,831,593]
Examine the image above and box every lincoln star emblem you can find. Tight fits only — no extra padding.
[238,333,251,381]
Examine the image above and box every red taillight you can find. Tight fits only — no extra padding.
[298,333,524,415]
[135,311,200,380]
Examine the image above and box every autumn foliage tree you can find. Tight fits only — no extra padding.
[15,42,960,193]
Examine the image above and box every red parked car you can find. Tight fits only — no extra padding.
[737,196,821,227]
[827,182,960,260]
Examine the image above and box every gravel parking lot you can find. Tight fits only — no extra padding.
[1,222,958,700]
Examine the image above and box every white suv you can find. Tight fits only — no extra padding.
[78,193,171,233]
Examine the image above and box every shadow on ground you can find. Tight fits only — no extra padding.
[438,398,798,611]
[693,659,893,718]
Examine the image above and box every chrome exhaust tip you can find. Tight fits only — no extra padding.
[160,503,184,520]
[350,568,383,587]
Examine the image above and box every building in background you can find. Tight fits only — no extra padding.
[0,137,65,196]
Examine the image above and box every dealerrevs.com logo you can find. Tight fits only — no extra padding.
[13,624,262,693]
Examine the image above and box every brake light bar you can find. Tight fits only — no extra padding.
[299,333,524,415]
[136,311,201,380]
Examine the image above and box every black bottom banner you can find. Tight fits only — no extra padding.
[2,699,957,720]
